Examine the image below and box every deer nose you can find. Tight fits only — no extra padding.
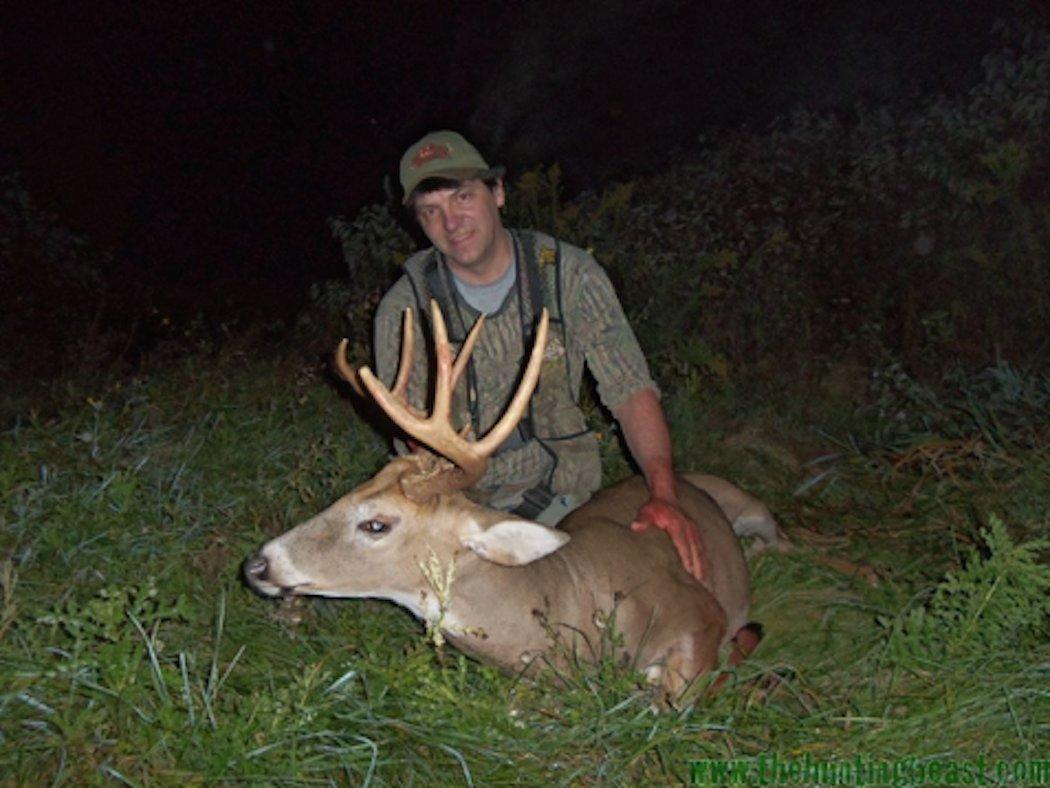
[244,553,269,582]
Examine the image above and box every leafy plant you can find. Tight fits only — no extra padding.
[328,205,413,298]
[879,515,1049,665]
[36,577,190,694]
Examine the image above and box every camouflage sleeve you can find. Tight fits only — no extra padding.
[373,277,430,436]
[565,248,659,412]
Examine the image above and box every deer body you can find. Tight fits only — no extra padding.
[443,475,750,692]
[245,302,775,698]
[248,457,769,696]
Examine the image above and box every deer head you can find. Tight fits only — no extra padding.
[244,300,567,610]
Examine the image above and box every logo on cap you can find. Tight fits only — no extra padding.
[411,143,453,169]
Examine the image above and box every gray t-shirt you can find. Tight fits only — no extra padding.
[452,258,516,315]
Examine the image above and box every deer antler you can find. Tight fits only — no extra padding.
[334,309,423,416]
[355,299,549,495]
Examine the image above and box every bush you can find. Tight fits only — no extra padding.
[0,174,117,382]
[312,207,415,357]
[879,515,1049,665]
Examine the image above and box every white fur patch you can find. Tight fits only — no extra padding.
[731,513,776,543]
[462,518,570,566]
[376,589,440,620]
[261,541,316,588]
[305,586,456,628]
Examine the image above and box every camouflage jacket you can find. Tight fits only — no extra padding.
[373,229,657,508]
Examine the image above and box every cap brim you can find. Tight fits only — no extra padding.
[403,165,506,204]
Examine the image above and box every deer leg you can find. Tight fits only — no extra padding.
[728,622,763,666]
[707,622,764,694]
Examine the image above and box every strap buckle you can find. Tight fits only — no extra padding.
[511,485,555,520]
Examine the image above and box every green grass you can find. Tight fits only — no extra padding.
[1,351,1047,785]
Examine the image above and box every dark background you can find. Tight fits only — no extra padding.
[1,0,1006,323]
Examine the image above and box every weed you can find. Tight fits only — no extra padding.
[879,516,1049,666]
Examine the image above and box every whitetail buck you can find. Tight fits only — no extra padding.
[245,302,779,699]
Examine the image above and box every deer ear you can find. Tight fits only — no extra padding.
[462,519,570,566]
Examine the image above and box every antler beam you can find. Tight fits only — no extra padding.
[352,299,548,493]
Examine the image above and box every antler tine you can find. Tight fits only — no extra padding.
[391,308,414,399]
[474,309,548,456]
[337,309,424,418]
[451,312,485,393]
[355,301,471,462]
[358,364,431,439]
[428,299,455,424]
[334,339,366,397]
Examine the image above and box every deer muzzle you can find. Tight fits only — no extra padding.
[243,551,298,597]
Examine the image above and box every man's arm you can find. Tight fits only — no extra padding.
[562,247,707,583]
[613,387,708,584]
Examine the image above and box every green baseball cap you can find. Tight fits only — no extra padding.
[399,130,505,204]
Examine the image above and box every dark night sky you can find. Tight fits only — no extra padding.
[1,0,1003,321]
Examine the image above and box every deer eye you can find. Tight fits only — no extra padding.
[357,519,390,535]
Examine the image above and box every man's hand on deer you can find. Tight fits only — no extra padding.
[631,498,708,585]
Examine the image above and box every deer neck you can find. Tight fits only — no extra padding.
[436,547,585,666]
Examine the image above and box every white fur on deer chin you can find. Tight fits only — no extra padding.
[280,584,462,634]
[380,588,481,640]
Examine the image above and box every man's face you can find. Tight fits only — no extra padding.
[412,179,508,280]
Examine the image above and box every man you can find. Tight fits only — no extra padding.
[373,130,706,583]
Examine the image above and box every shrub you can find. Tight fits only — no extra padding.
[0,174,116,382]
[879,515,1049,665]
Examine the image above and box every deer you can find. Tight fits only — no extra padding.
[244,301,780,700]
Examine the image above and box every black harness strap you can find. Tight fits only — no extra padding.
[512,231,560,518]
